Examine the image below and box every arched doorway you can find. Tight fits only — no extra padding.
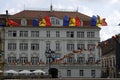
[49,68,58,78]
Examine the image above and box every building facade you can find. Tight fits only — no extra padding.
[1,9,101,78]
[0,14,6,76]
[100,34,120,78]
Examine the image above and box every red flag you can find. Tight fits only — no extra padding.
[44,16,51,26]
[75,17,81,26]
[102,18,107,26]
[7,20,19,26]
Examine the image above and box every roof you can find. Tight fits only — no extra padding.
[10,10,91,21]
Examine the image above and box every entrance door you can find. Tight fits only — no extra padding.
[49,68,58,78]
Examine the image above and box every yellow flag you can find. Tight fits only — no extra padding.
[69,18,76,26]
[39,19,46,26]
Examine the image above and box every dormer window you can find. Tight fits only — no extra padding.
[56,19,60,25]
[50,17,60,26]
[21,18,27,26]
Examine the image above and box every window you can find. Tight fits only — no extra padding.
[51,17,60,25]
[77,44,85,50]
[87,32,95,38]
[66,31,74,38]
[8,43,16,50]
[87,44,95,51]
[19,43,28,50]
[21,18,27,26]
[8,57,16,64]
[46,41,50,50]
[20,31,28,37]
[56,31,60,37]
[31,43,39,50]
[79,70,84,76]
[77,57,84,64]
[46,31,50,37]
[19,57,28,64]
[88,57,94,63]
[67,70,71,77]
[77,32,84,38]
[31,57,39,64]
[51,18,55,24]
[8,31,17,37]
[31,31,39,37]
[91,70,95,77]
[56,19,60,25]
[67,57,74,63]
[56,42,60,51]
[67,43,74,51]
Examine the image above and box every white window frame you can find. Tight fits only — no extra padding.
[46,31,50,37]
[19,43,28,50]
[31,31,39,37]
[66,31,74,38]
[87,32,95,38]
[8,31,17,37]
[31,43,39,50]
[20,31,28,37]
[67,43,74,51]
[8,43,16,51]
[8,57,16,64]
[56,31,60,37]
[77,32,84,38]
[56,41,60,51]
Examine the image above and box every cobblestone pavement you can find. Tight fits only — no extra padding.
[4,78,120,80]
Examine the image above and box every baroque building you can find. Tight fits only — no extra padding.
[0,8,101,78]
[99,34,120,78]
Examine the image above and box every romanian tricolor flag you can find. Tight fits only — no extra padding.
[91,15,107,26]
[69,18,76,26]
[7,20,19,26]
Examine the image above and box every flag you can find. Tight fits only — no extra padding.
[39,19,46,26]
[7,20,19,26]
[63,15,69,26]
[69,18,76,26]
[96,15,102,26]
[90,15,97,26]
[102,18,107,26]
[44,16,51,26]
[0,22,6,27]
[75,17,81,26]
[32,19,39,26]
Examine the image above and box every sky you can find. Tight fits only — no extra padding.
[0,0,120,41]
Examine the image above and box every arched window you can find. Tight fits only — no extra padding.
[21,18,27,26]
